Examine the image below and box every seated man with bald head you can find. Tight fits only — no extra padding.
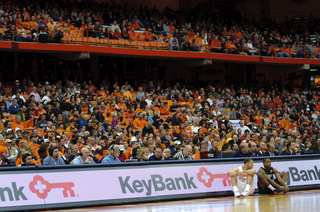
[173,145,193,160]
[72,147,95,165]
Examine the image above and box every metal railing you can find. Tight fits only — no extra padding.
[1,26,318,60]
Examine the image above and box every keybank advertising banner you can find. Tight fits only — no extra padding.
[1,159,320,210]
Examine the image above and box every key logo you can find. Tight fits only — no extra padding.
[29,175,75,199]
[197,167,231,188]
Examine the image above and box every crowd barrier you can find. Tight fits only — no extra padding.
[1,155,320,211]
[0,27,315,60]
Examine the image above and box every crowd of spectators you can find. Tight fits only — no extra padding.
[0,76,320,166]
[1,1,320,58]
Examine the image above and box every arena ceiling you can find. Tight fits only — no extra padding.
[208,0,314,5]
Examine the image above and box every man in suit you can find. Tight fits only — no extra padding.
[263,143,279,157]
[61,148,71,164]
[281,142,296,155]
[232,143,250,157]
[248,142,261,157]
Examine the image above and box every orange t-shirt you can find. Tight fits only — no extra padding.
[98,90,106,98]
[141,119,147,128]
[169,25,175,32]
[129,32,141,41]
[133,118,144,130]
[136,108,144,113]
[32,111,41,119]
[117,103,127,112]
[193,37,202,45]
[184,126,192,136]
[29,21,38,30]
[254,115,263,125]
[11,121,25,131]
[280,119,290,129]
[130,23,140,30]
[227,43,237,51]
[243,116,250,124]
[57,21,66,27]
[211,40,221,47]
[159,107,169,115]
[194,151,201,159]
[95,154,104,162]
[23,120,35,128]
[125,147,132,159]
[28,142,39,154]
[80,106,89,114]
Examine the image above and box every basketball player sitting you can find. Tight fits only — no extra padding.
[257,158,289,194]
[227,158,256,197]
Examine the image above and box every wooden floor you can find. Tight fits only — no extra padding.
[45,189,320,212]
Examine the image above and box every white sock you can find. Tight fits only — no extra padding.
[245,184,250,191]
[233,186,238,192]
[268,184,275,191]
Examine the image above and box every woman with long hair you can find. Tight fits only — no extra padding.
[137,147,149,162]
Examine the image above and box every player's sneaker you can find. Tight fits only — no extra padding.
[273,188,282,194]
[234,190,241,198]
[240,190,250,197]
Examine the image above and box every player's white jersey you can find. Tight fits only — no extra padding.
[235,166,255,194]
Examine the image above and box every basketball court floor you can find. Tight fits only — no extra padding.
[43,189,320,212]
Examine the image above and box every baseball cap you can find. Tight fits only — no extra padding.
[15,80,19,83]
[119,145,125,151]
[22,131,30,135]
[7,129,13,133]
[45,81,49,84]
[174,140,181,145]
[93,107,99,110]
[44,139,49,143]
[15,128,21,133]
[5,139,12,144]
